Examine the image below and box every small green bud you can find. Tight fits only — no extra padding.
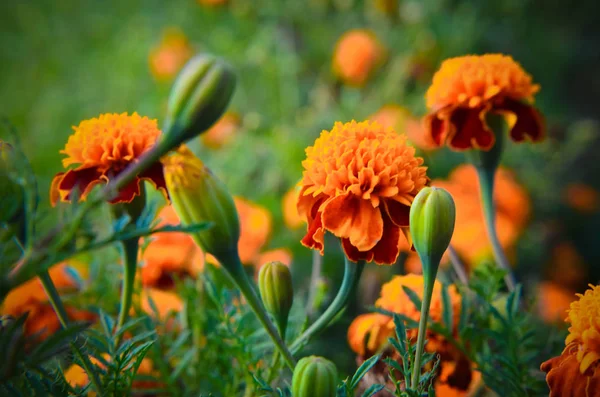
[162,54,236,150]
[409,187,456,277]
[163,146,240,265]
[0,141,24,225]
[258,261,293,335]
[292,356,338,397]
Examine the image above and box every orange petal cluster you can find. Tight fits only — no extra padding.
[298,120,428,265]
[332,30,385,87]
[541,284,600,397]
[50,112,167,206]
[432,165,529,267]
[141,205,204,289]
[1,263,95,340]
[424,54,544,150]
[282,185,305,230]
[149,29,193,81]
[369,105,437,151]
[201,112,241,149]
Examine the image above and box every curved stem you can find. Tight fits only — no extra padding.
[476,168,516,291]
[38,271,102,393]
[115,238,139,343]
[410,276,434,389]
[306,250,323,317]
[290,258,365,354]
[447,245,468,285]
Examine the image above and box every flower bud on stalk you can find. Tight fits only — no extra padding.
[292,356,338,397]
[258,261,294,337]
[161,54,237,151]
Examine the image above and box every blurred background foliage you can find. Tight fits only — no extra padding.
[1,0,599,378]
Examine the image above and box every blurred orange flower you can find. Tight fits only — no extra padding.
[149,29,193,81]
[547,243,588,289]
[347,313,392,356]
[235,197,272,265]
[564,183,599,213]
[197,0,227,6]
[282,185,305,230]
[432,165,529,267]
[424,54,544,151]
[332,30,385,87]
[140,288,184,319]
[369,105,437,151]
[298,120,428,265]
[50,113,168,206]
[256,248,292,270]
[201,112,241,149]
[541,284,600,396]
[141,205,204,289]
[1,263,95,339]
[537,282,577,323]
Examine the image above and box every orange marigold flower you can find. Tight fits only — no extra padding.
[435,358,482,397]
[201,112,241,149]
[537,282,577,323]
[140,288,184,319]
[235,197,272,265]
[432,165,529,267]
[332,30,385,87]
[1,263,95,340]
[565,183,599,213]
[282,185,305,230]
[424,54,544,151]
[256,248,293,271]
[149,29,193,81]
[141,205,204,289]
[370,105,437,151]
[50,112,167,206]
[347,313,393,357]
[298,120,428,265]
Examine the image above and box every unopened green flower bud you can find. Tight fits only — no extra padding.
[162,54,236,150]
[292,356,338,397]
[0,141,24,225]
[409,187,456,277]
[258,261,293,336]
[163,146,239,265]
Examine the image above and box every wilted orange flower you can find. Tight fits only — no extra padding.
[541,284,600,396]
[50,113,167,206]
[432,165,529,267]
[298,120,428,265]
[235,197,272,265]
[332,30,385,87]
[149,29,193,81]
[1,263,95,339]
[369,105,437,150]
[565,183,599,213]
[537,282,577,323]
[201,112,241,149]
[282,185,305,230]
[256,248,292,270]
[424,54,544,151]
[141,205,204,289]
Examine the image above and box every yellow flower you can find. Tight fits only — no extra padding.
[298,120,428,265]
[149,29,193,81]
[424,54,544,150]
[565,285,600,373]
[332,30,385,87]
[50,112,167,206]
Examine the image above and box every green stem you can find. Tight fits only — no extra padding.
[410,275,434,389]
[447,245,468,285]
[306,249,323,318]
[289,258,365,354]
[38,271,102,394]
[115,238,139,343]
[226,253,297,370]
[476,168,516,291]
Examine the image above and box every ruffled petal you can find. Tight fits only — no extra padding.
[301,200,326,254]
[500,99,545,143]
[449,106,495,150]
[140,162,169,202]
[55,167,104,204]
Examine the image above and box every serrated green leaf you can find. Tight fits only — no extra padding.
[393,314,407,353]
[168,347,196,383]
[350,354,380,389]
[361,384,384,397]
[401,285,422,311]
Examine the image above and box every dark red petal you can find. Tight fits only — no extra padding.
[448,107,495,151]
[501,99,545,143]
[301,203,325,253]
[423,112,447,147]
[58,167,104,202]
[341,238,374,263]
[371,215,401,265]
[382,199,410,227]
[109,177,141,204]
[141,162,169,202]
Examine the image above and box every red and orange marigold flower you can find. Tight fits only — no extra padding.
[424,54,544,151]
[50,112,168,206]
[541,284,600,396]
[298,120,428,265]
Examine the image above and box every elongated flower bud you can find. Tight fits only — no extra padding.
[292,356,338,397]
[258,261,293,336]
[163,146,240,265]
[161,54,236,150]
[409,187,456,278]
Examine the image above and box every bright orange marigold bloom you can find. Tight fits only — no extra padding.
[541,284,600,397]
[332,30,385,87]
[141,205,204,289]
[201,112,241,149]
[298,120,428,265]
[424,54,544,151]
[235,196,272,265]
[1,263,95,340]
[432,165,529,267]
[50,112,167,206]
[149,29,193,81]
[282,185,305,230]
[370,105,437,151]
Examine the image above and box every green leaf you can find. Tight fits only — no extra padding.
[361,384,385,397]
[168,347,196,383]
[441,284,453,330]
[393,314,407,354]
[401,286,422,311]
[350,354,380,390]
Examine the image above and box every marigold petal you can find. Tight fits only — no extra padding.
[56,167,104,203]
[140,162,169,202]
[500,99,545,143]
[448,107,495,151]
